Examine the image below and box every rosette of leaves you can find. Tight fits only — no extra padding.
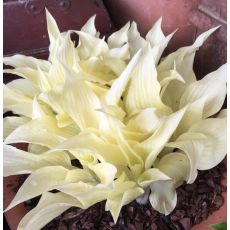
[3,10,226,230]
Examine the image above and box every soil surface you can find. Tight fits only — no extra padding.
[11,160,226,230]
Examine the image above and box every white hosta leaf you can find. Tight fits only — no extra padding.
[77,59,115,84]
[63,66,107,130]
[77,31,108,59]
[127,108,163,133]
[3,67,41,86]
[106,173,144,222]
[18,192,84,230]
[179,64,227,118]
[3,145,72,176]
[37,66,52,92]
[128,22,147,54]
[158,27,219,83]
[4,116,70,147]
[3,54,50,71]
[156,152,190,186]
[167,117,226,182]
[122,129,149,144]
[86,81,109,98]
[47,62,66,86]
[50,132,128,166]
[159,69,185,91]
[149,180,177,215]
[56,32,76,67]
[124,45,171,115]
[81,15,97,36]
[3,116,30,139]
[152,30,177,65]
[46,9,60,45]
[116,129,144,167]
[146,17,164,46]
[32,97,47,119]
[105,44,130,60]
[166,139,204,183]
[103,57,127,76]
[104,49,142,106]
[3,84,33,117]
[135,107,187,169]
[28,144,49,154]
[88,163,117,185]
[217,109,227,118]
[174,98,205,138]
[186,118,226,170]
[108,22,130,48]
[58,181,111,208]
[39,85,65,114]
[137,168,170,188]
[5,166,93,211]
[6,79,40,98]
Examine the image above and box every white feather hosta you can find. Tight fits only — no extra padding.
[3,10,226,229]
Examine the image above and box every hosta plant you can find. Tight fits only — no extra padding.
[3,10,227,230]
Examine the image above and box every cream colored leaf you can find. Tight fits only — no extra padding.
[18,192,84,230]
[58,181,110,208]
[173,97,205,138]
[152,30,177,65]
[5,166,92,211]
[126,108,163,133]
[55,32,76,67]
[105,44,130,60]
[106,173,144,222]
[3,68,41,86]
[135,107,187,169]
[6,79,40,98]
[28,144,49,154]
[3,145,72,176]
[46,9,60,45]
[3,84,33,117]
[166,139,204,183]
[146,17,164,46]
[217,109,227,118]
[156,152,190,186]
[104,49,142,106]
[63,66,106,130]
[3,116,30,139]
[106,187,143,223]
[179,64,227,118]
[149,180,177,215]
[124,45,171,115]
[137,168,170,188]
[128,22,147,54]
[50,132,128,166]
[187,118,226,170]
[32,97,47,119]
[81,15,97,36]
[88,163,117,185]
[4,116,70,147]
[116,129,144,167]
[158,27,219,83]
[77,31,108,59]
[3,54,50,71]
[108,22,130,48]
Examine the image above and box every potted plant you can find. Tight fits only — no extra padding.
[3,9,226,230]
